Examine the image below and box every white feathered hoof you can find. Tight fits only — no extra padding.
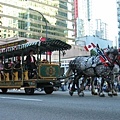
[99,92,105,97]
[112,92,118,96]
[91,91,98,95]
[69,90,73,96]
[108,92,113,97]
[78,91,84,97]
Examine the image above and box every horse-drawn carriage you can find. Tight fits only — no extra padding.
[0,39,71,95]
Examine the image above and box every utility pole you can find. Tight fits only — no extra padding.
[29,8,48,41]
[87,0,92,36]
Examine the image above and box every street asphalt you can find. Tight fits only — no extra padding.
[0,90,120,120]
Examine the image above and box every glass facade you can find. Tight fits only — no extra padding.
[117,0,120,47]
[0,0,74,42]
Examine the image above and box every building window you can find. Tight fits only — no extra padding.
[4,34,6,38]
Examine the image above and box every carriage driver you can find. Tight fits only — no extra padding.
[26,50,37,79]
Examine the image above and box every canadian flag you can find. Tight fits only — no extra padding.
[84,43,96,51]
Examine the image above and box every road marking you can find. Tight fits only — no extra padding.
[0,97,42,102]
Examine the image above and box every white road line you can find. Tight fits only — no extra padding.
[0,97,42,102]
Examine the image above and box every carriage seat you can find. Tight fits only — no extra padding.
[4,72,9,81]
[23,70,28,80]
[12,71,18,81]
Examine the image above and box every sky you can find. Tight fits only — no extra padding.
[92,0,118,46]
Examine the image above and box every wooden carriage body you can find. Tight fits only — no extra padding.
[0,39,71,94]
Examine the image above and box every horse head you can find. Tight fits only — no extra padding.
[115,53,120,76]
[105,48,119,65]
[115,49,120,67]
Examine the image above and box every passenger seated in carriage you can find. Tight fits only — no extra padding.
[4,59,13,80]
[26,50,37,79]
[14,57,22,80]
[0,58,4,79]
[41,59,48,63]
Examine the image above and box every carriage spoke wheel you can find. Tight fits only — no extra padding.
[44,87,53,94]
[24,88,34,95]
[1,88,8,94]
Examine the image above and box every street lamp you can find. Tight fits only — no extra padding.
[28,8,48,41]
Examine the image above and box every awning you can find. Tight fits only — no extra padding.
[0,39,71,58]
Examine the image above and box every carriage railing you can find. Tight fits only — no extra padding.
[0,62,63,81]
[0,39,72,82]
[0,67,22,81]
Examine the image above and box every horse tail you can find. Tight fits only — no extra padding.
[64,67,72,77]
[63,67,73,84]
[63,59,77,83]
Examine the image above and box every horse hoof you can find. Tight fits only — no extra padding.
[94,93,98,95]
[99,93,105,97]
[113,93,118,96]
[78,91,84,97]
[91,91,94,95]
[69,91,73,96]
[91,91,98,95]
[108,93,113,97]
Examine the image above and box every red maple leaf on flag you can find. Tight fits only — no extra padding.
[84,43,96,51]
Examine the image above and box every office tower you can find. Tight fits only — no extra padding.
[74,0,93,38]
[0,0,74,42]
[117,0,120,47]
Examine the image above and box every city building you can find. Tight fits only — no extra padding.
[0,0,74,42]
[117,0,120,47]
[74,0,94,38]
[95,19,108,40]
[75,36,113,49]
[74,0,110,47]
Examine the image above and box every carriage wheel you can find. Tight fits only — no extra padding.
[24,88,34,95]
[44,87,53,94]
[1,88,8,94]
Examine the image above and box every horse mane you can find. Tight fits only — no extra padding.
[105,48,118,56]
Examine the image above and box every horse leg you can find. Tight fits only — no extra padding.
[85,78,91,90]
[112,82,118,96]
[68,80,73,90]
[112,75,118,96]
[99,78,105,97]
[69,72,79,96]
[107,80,113,97]
[107,73,118,97]
[108,80,118,96]
[91,77,98,95]
[77,76,87,97]
[69,80,75,96]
